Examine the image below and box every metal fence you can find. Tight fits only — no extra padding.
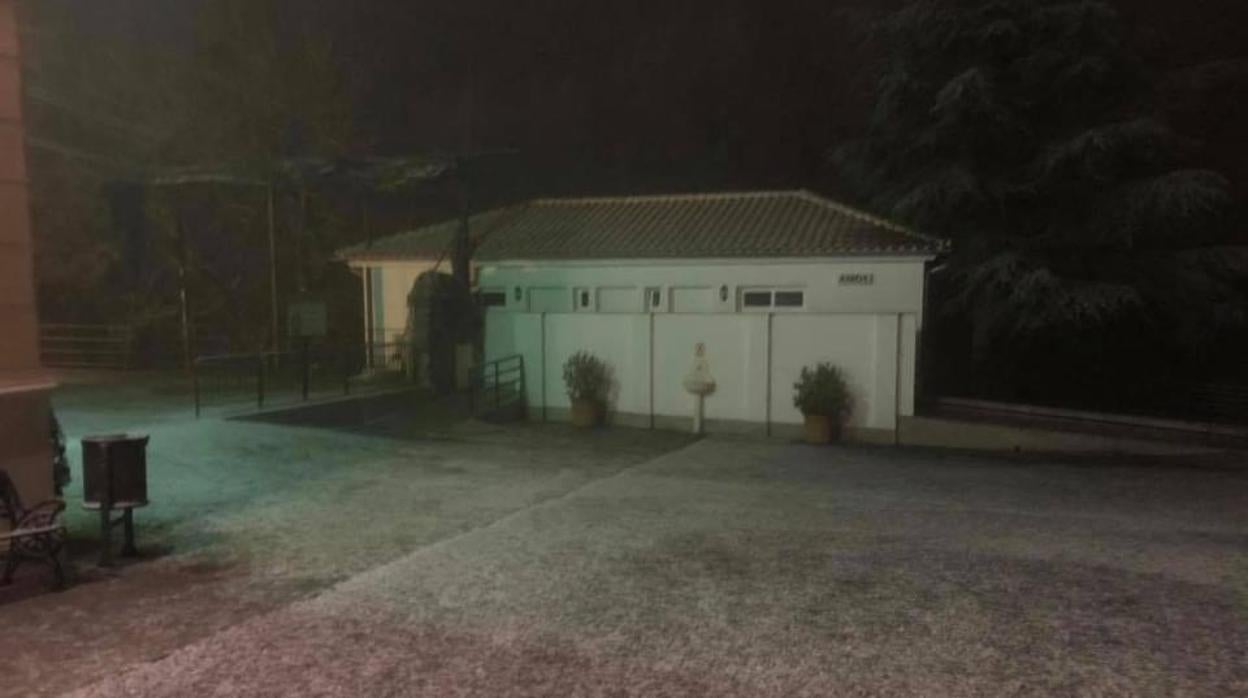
[193,344,345,415]
[40,324,134,369]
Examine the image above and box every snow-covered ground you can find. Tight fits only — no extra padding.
[4,379,691,697]
[7,378,1248,696]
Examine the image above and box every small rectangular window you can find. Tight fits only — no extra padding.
[479,291,506,307]
[774,291,804,307]
[574,287,594,312]
[742,291,772,307]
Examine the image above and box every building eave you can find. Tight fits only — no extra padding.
[477,253,940,268]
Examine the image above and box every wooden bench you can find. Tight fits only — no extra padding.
[0,469,67,589]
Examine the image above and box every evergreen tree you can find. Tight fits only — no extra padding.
[835,0,1247,375]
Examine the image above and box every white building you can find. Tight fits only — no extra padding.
[340,190,947,442]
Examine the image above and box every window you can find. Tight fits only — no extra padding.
[742,291,772,308]
[479,290,506,308]
[774,291,805,308]
[646,287,664,311]
[740,288,805,311]
[575,287,594,312]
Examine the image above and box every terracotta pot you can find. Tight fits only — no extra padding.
[803,414,840,444]
[570,399,602,428]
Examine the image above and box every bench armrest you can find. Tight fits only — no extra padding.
[16,499,66,532]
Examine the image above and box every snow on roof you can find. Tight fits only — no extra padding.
[337,190,948,263]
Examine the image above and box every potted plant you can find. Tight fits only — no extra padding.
[793,363,853,444]
[563,351,610,427]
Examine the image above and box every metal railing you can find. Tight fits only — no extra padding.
[40,324,133,369]
[192,342,364,416]
[469,354,525,419]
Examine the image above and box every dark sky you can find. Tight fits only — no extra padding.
[41,0,1248,200]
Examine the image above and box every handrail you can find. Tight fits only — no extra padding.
[195,350,283,365]
[470,354,526,418]
[191,340,414,416]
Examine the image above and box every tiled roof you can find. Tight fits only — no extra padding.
[338,190,947,263]
[335,209,509,263]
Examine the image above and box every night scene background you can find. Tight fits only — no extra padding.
[6,3,1248,696]
[17,0,1248,418]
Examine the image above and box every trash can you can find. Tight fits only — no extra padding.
[82,434,149,507]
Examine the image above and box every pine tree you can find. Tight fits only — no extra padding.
[835,0,1247,375]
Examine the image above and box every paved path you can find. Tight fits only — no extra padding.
[67,438,1248,697]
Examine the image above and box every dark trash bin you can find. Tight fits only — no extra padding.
[81,434,150,566]
[82,434,149,507]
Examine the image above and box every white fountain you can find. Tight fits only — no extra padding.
[682,342,717,435]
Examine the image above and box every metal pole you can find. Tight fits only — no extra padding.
[518,355,526,419]
[257,354,265,410]
[267,182,280,354]
[176,213,192,373]
[98,450,114,567]
[301,338,310,400]
[121,509,137,557]
[193,360,201,418]
[296,185,308,292]
[452,156,472,288]
[494,360,500,409]
[343,344,351,396]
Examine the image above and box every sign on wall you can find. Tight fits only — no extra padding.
[838,273,876,286]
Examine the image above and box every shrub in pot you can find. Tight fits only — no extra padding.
[793,363,853,444]
[563,351,610,427]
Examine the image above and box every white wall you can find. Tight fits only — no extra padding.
[487,310,920,434]
[477,257,929,318]
[769,314,891,429]
[351,261,442,344]
[358,255,930,433]
[653,314,768,424]
[375,261,440,338]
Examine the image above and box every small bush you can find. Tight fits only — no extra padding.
[50,412,70,495]
[793,363,853,420]
[563,351,610,403]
